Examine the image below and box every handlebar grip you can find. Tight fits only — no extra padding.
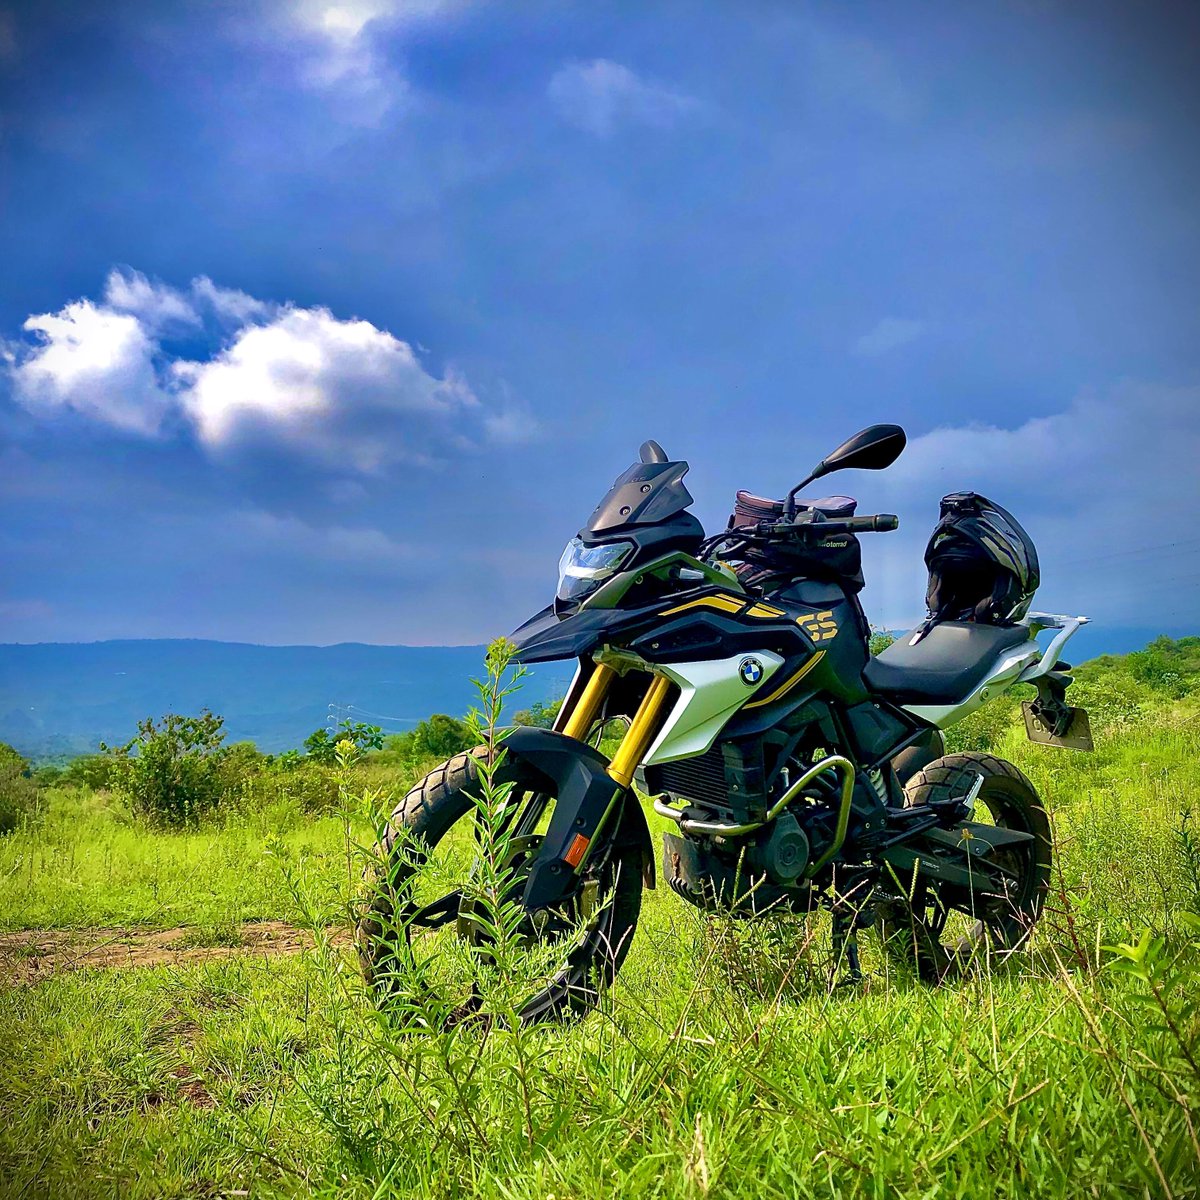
[820,514,899,533]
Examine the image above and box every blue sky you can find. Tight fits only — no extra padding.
[2,0,1198,652]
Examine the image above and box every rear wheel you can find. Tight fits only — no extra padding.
[357,749,644,1027]
[877,751,1052,982]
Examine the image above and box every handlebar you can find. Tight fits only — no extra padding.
[699,513,899,562]
[815,514,899,534]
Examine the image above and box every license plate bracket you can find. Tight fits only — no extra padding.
[1022,701,1093,751]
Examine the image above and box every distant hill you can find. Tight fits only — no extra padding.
[0,640,574,760]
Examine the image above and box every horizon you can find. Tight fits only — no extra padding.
[3,3,1199,648]
[2,627,1186,662]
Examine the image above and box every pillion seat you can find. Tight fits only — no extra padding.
[863,622,1032,706]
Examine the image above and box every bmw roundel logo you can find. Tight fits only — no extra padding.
[739,657,764,687]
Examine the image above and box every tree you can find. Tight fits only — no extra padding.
[513,699,562,729]
[0,742,37,834]
[60,753,123,791]
[304,719,384,765]
[410,714,475,759]
[102,710,230,826]
[380,714,476,763]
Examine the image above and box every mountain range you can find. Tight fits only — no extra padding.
[0,640,574,760]
[0,623,1171,762]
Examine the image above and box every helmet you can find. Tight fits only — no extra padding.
[924,492,1040,625]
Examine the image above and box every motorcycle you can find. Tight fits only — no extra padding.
[359,424,1091,1024]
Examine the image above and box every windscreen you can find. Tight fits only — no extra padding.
[584,459,694,534]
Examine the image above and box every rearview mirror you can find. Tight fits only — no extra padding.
[785,424,906,514]
[813,424,907,478]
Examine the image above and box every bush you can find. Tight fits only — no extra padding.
[0,742,37,834]
[1127,635,1198,698]
[60,753,125,791]
[304,719,383,765]
[31,764,63,787]
[102,711,231,826]
[869,628,895,656]
[512,699,562,728]
[381,714,475,763]
[240,758,340,813]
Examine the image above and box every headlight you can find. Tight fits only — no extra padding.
[556,537,635,602]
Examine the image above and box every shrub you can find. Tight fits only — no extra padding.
[304,719,384,765]
[102,711,231,826]
[241,758,340,813]
[868,627,895,656]
[943,691,1024,753]
[1127,635,1198,698]
[411,713,475,757]
[0,742,37,834]
[380,714,475,763]
[60,753,125,791]
[512,699,562,728]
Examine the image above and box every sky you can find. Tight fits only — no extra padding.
[2,0,1199,653]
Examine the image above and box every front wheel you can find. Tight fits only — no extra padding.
[877,751,1053,982]
[357,749,644,1027]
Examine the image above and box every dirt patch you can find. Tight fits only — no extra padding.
[169,1062,217,1109]
[0,920,352,984]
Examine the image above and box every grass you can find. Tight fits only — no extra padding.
[1,936,1194,1198]
[0,787,349,933]
[0,644,1197,1198]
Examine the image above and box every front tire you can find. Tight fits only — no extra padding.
[358,749,644,1027]
[877,751,1052,982]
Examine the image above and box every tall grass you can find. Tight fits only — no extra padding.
[0,643,1197,1197]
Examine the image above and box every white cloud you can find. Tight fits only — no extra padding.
[4,269,533,469]
[548,59,698,137]
[98,268,275,330]
[191,276,273,325]
[284,0,459,124]
[175,305,479,471]
[854,317,927,357]
[859,382,1200,634]
[233,507,415,568]
[9,298,173,435]
[102,267,200,332]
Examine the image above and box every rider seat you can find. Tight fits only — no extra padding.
[864,621,1032,706]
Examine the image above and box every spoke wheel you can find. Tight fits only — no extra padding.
[877,751,1052,982]
[358,749,643,1027]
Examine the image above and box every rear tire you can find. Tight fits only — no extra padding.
[877,751,1052,982]
[358,749,644,1026]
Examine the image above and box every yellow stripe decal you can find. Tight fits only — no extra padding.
[746,601,786,618]
[659,595,789,621]
[743,650,826,710]
[658,594,744,618]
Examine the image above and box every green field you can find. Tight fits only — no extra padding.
[0,641,1197,1198]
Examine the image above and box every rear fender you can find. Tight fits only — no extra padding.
[501,728,653,908]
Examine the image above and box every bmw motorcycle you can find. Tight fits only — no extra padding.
[360,425,1091,1023]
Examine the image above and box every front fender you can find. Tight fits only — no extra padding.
[501,727,654,907]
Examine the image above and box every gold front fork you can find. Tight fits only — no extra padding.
[607,674,673,787]
[557,663,618,741]
[554,661,674,789]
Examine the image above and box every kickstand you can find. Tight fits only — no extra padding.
[832,908,863,988]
